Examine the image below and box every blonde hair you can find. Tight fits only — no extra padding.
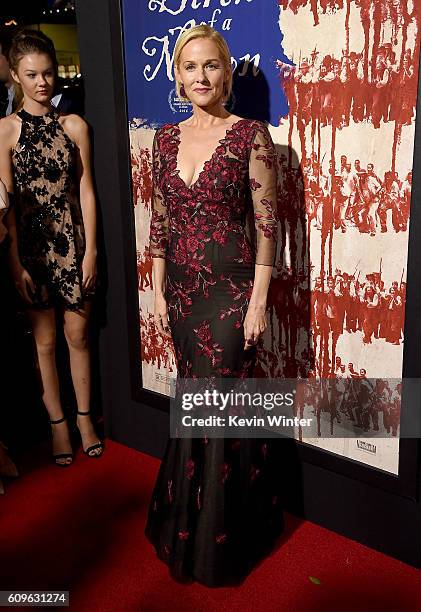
[173,25,232,102]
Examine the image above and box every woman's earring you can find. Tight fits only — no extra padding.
[180,83,186,98]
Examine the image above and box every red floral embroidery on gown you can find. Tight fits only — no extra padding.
[145,118,284,587]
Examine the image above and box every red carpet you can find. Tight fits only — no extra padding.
[1,439,420,612]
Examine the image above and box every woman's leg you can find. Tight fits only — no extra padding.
[63,303,101,456]
[28,308,73,465]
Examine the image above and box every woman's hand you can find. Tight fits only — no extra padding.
[154,293,171,337]
[10,261,35,304]
[82,250,97,292]
[243,304,267,350]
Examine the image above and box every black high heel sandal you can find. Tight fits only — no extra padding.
[76,411,104,458]
[50,416,74,467]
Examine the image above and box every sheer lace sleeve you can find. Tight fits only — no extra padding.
[248,123,279,266]
[149,129,169,258]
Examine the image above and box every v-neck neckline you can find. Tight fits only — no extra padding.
[173,118,246,191]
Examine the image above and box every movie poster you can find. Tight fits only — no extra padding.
[121,0,420,475]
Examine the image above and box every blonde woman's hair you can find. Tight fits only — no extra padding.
[173,25,232,102]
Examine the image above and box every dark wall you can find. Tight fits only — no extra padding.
[75,0,421,568]
[75,0,168,459]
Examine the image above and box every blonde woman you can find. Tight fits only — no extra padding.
[145,25,283,586]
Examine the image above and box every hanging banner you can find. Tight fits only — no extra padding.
[122,0,421,476]
[123,1,288,126]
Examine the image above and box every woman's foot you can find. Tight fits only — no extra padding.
[76,411,103,458]
[50,417,73,467]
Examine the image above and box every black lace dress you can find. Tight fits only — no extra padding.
[11,108,92,311]
[145,119,284,587]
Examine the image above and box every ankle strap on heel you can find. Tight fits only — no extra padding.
[77,411,91,416]
[50,416,66,425]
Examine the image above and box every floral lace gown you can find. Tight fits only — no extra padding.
[11,108,91,311]
[145,119,284,586]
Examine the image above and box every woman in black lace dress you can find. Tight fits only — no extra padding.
[145,25,284,587]
[0,31,103,465]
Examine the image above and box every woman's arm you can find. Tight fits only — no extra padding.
[0,117,35,302]
[62,114,97,291]
[248,265,274,309]
[0,118,17,258]
[149,129,171,337]
[244,122,279,350]
[0,180,10,244]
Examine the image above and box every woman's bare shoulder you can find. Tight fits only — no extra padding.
[0,113,20,134]
[0,114,21,148]
[59,113,89,141]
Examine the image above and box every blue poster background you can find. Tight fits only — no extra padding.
[121,0,292,127]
